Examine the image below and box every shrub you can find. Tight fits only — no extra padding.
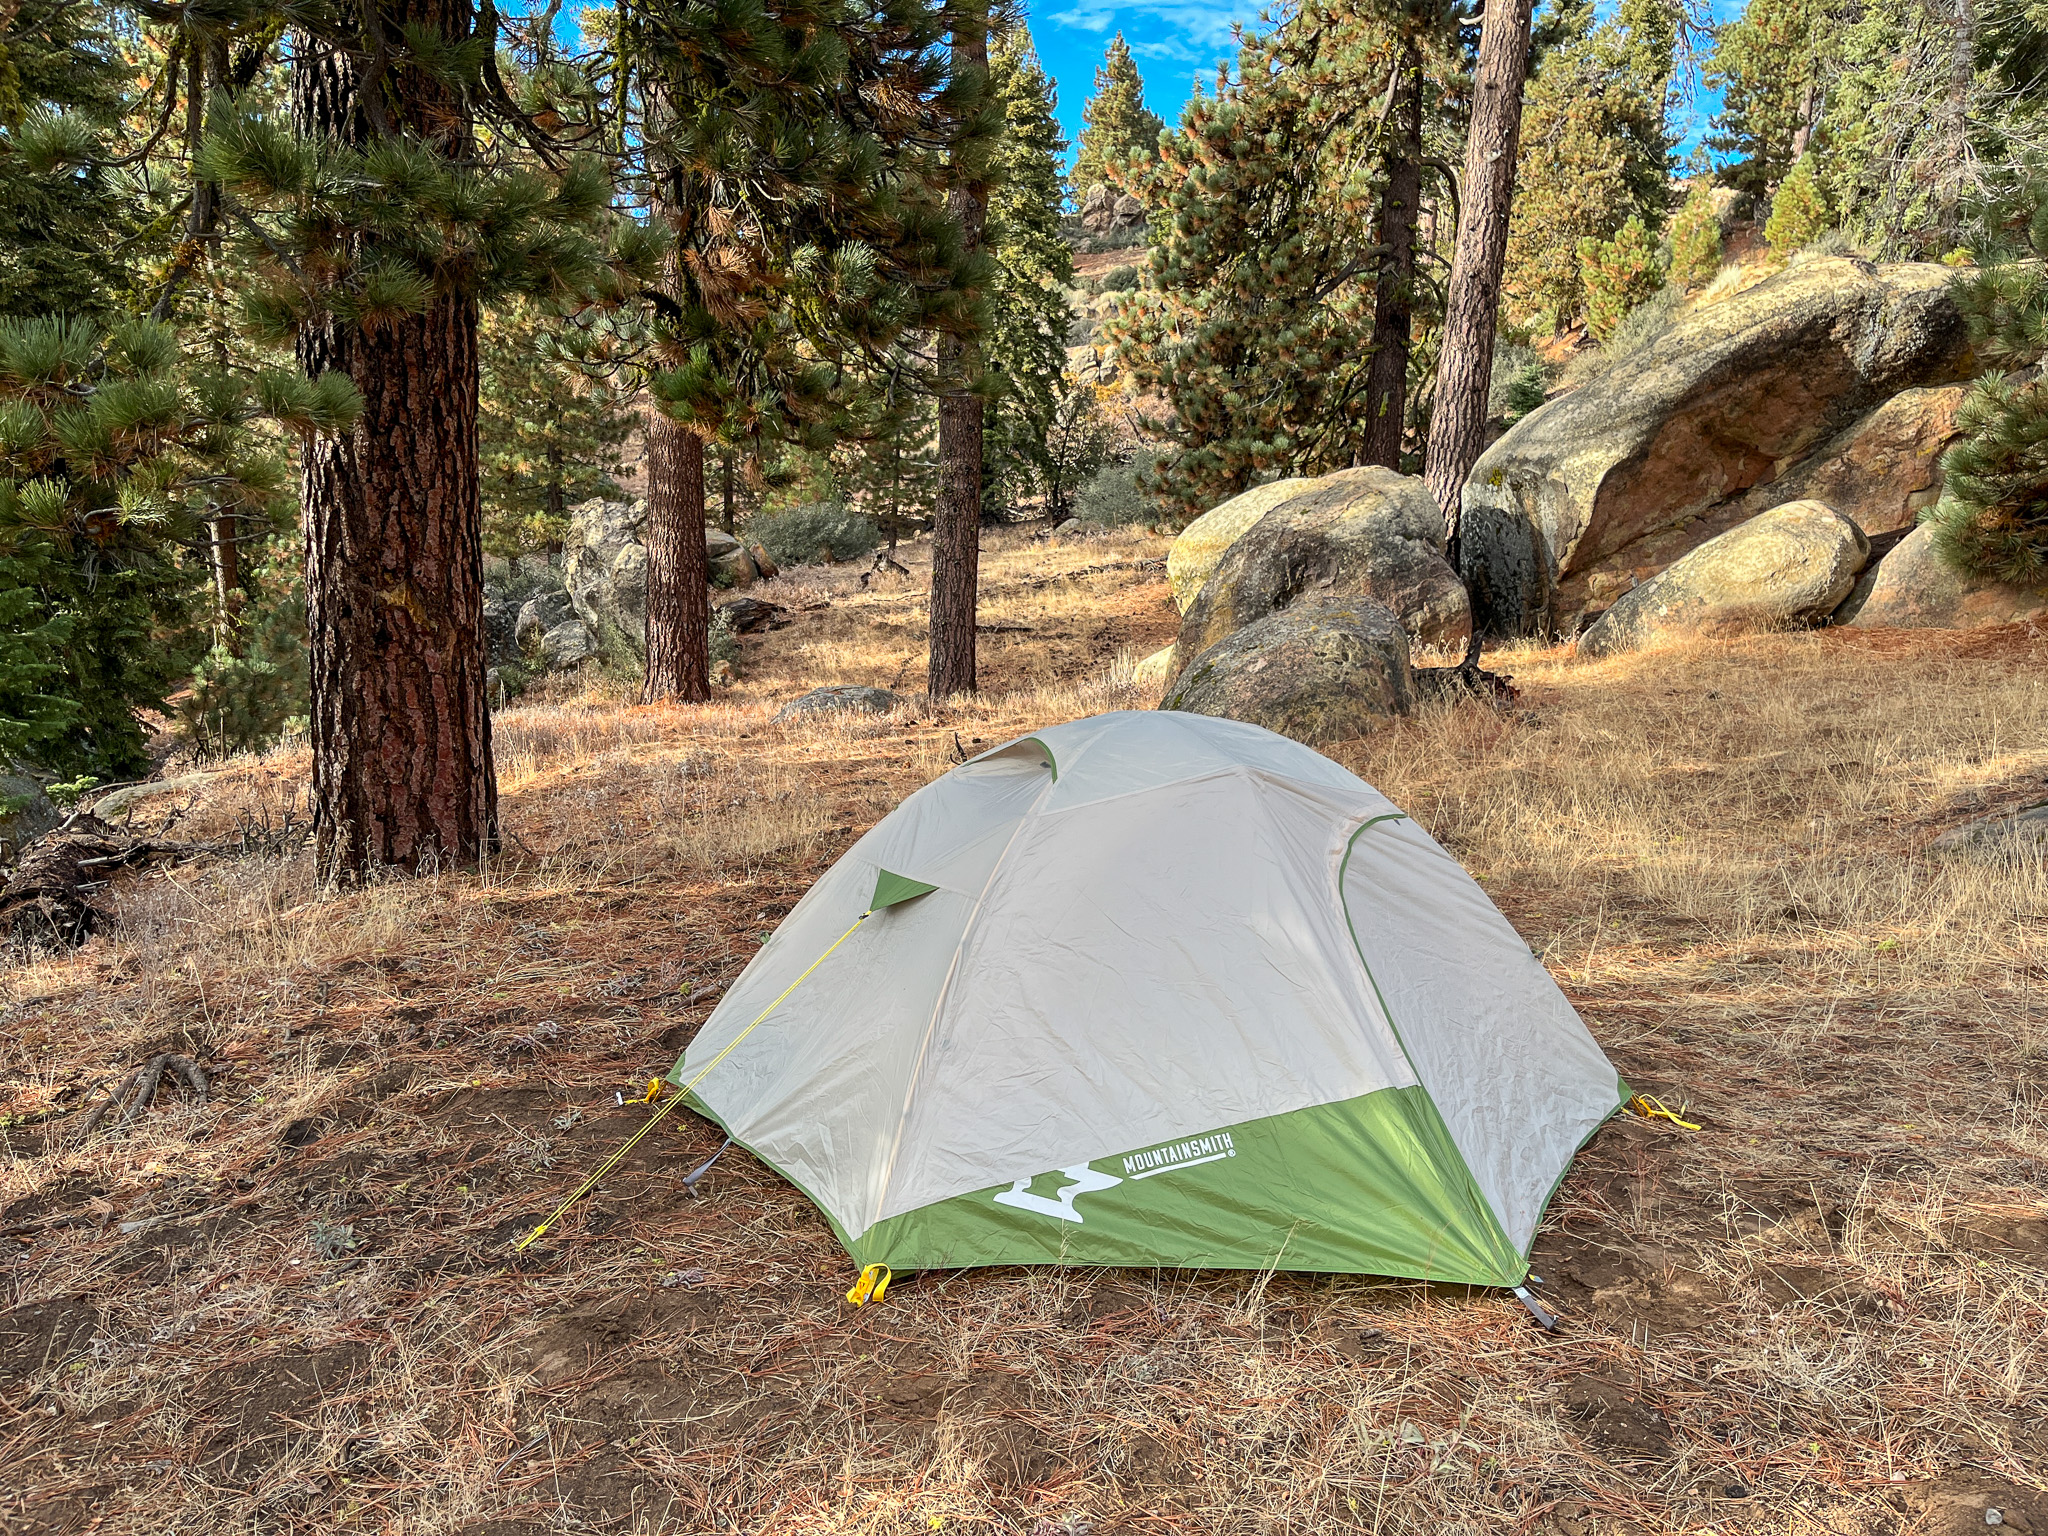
[750,502,879,568]
[1577,216,1663,343]
[708,609,741,677]
[1074,452,1161,526]
[1487,344,1550,426]
[1667,181,1723,292]
[1099,264,1141,293]
[1765,156,1830,262]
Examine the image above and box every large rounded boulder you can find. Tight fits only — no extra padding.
[1579,500,1868,655]
[1460,258,1977,638]
[563,499,760,662]
[1161,599,1414,746]
[1167,477,1322,612]
[1174,467,1468,667]
[1842,523,2048,628]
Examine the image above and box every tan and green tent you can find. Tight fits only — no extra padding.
[669,711,1624,1288]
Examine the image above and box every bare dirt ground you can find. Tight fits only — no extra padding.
[3,526,2045,1536]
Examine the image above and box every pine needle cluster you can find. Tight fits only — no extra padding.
[0,313,357,775]
[1925,181,2048,587]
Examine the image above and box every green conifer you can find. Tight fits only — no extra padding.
[479,300,633,562]
[1765,154,1830,260]
[1578,216,1663,342]
[1667,179,1724,291]
[981,26,1075,514]
[1072,34,1164,196]
[1504,0,1675,332]
[1923,181,2048,586]
[1704,0,1826,197]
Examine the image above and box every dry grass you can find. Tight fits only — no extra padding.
[2,534,2045,1535]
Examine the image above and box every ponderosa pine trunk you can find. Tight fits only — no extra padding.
[1360,42,1423,470]
[642,409,711,701]
[928,3,991,701]
[1426,0,1535,575]
[293,1,498,878]
[641,175,713,703]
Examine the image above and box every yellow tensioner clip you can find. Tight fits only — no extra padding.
[846,1263,892,1307]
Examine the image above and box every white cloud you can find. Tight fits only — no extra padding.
[1044,0,1258,67]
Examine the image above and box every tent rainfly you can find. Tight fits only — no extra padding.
[669,710,1626,1289]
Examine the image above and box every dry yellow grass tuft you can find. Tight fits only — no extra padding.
[2,535,2044,1535]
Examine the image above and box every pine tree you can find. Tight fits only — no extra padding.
[1503,0,1675,332]
[930,0,996,699]
[0,313,357,779]
[1922,179,2048,585]
[169,3,632,875]
[1704,0,1827,198]
[1578,215,1662,341]
[1765,153,1831,258]
[623,0,967,702]
[1427,0,1536,549]
[479,300,633,563]
[1105,0,1459,518]
[1071,33,1163,196]
[980,25,1074,516]
[0,0,136,319]
[1667,178,1724,291]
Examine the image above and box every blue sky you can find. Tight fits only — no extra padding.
[1025,0,1738,172]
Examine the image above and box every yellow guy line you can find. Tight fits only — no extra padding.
[514,908,873,1252]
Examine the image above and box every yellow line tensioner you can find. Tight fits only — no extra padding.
[513,909,874,1255]
[1628,1093,1701,1130]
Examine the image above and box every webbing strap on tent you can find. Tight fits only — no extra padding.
[511,907,875,1252]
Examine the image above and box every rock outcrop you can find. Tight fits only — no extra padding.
[564,499,649,659]
[1163,600,1414,746]
[1931,801,2048,855]
[1172,468,1468,670]
[1461,258,1977,638]
[1579,500,1869,655]
[516,590,576,660]
[562,499,763,663]
[1842,523,2048,628]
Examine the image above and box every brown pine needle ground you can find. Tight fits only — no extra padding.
[2,528,2044,1536]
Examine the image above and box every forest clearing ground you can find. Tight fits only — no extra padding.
[2,526,2045,1536]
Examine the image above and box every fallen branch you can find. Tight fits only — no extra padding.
[75,1054,209,1142]
[1,816,231,946]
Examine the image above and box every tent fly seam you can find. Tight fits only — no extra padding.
[865,759,1062,1237]
[1333,813,1523,1285]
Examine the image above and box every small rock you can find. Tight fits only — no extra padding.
[0,772,60,860]
[716,596,789,634]
[1054,518,1083,534]
[709,659,736,688]
[1930,802,2048,856]
[516,591,575,658]
[1132,645,1176,688]
[89,772,219,821]
[482,595,521,665]
[772,686,901,723]
[749,543,779,579]
[538,619,597,671]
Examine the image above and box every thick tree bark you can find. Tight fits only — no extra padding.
[641,165,714,703]
[1360,42,1423,471]
[719,449,736,535]
[642,412,711,701]
[293,2,498,878]
[928,3,990,701]
[1425,0,1536,570]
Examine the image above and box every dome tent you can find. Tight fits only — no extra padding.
[668,710,1625,1288]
